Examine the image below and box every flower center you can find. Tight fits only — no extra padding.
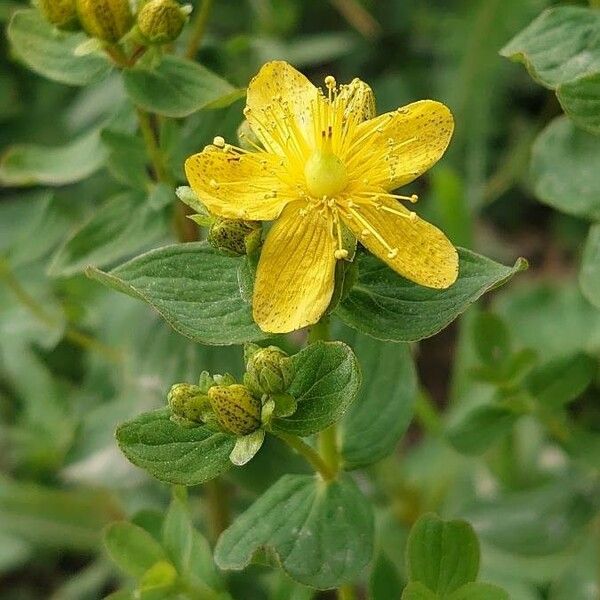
[304,151,348,198]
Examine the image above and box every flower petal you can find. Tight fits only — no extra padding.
[336,78,376,122]
[342,197,458,289]
[345,100,454,190]
[185,146,292,221]
[245,61,318,158]
[253,201,336,333]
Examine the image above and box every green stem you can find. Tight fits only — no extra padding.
[185,0,215,60]
[414,388,443,435]
[204,479,230,544]
[0,259,122,363]
[276,432,336,481]
[136,108,171,184]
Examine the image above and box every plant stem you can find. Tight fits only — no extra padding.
[204,479,230,543]
[0,259,122,363]
[136,108,171,184]
[414,388,443,435]
[337,584,356,600]
[185,0,215,60]
[276,432,336,481]
[329,0,381,39]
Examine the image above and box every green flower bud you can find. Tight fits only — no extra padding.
[37,0,79,30]
[167,383,211,424]
[245,345,294,394]
[208,384,261,436]
[76,0,133,42]
[208,218,261,256]
[137,0,187,44]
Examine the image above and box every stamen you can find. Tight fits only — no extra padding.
[334,249,348,259]
[325,75,337,90]
[213,136,225,148]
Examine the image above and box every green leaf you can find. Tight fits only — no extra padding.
[162,496,222,591]
[449,582,509,600]
[7,10,111,86]
[116,408,235,485]
[446,404,518,456]
[122,56,243,118]
[370,553,403,600]
[87,242,266,345]
[462,476,597,556]
[48,191,168,277]
[472,312,510,366]
[524,353,595,409]
[0,476,120,552]
[0,129,106,187]
[500,7,600,89]
[406,513,479,595]
[104,522,166,578]
[101,128,150,190]
[337,249,526,343]
[530,117,600,220]
[214,474,374,590]
[401,582,437,600]
[580,224,600,308]
[272,341,361,437]
[558,72,600,135]
[338,328,417,469]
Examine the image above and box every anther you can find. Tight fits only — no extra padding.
[334,249,348,260]
[325,75,336,89]
[387,248,399,259]
[213,136,225,148]
[409,211,417,222]
[410,194,419,204]
[209,179,219,189]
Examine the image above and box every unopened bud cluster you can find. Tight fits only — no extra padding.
[35,0,189,45]
[167,345,296,438]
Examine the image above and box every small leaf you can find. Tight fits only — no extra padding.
[104,522,166,578]
[0,129,106,186]
[162,497,222,590]
[446,404,518,456]
[558,72,600,135]
[406,513,479,595]
[580,224,600,308]
[338,328,417,469]
[524,353,595,409]
[448,582,509,600]
[123,56,243,118]
[500,7,600,89]
[48,191,169,277]
[337,249,526,343]
[272,341,361,437]
[116,408,235,485]
[230,429,265,466]
[214,474,374,589]
[401,582,437,600]
[370,553,403,600]
[7,10,111,86]
[531,117,600,220]
[87,242,266,345]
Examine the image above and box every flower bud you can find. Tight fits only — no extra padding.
[208,384,261,436]
[76,0,133,42]
[167,383,211,424]
[137,0,187,44]
[245,345,294,394]
[208,218,261,256]
[37,0,79,30]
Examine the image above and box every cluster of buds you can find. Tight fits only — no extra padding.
[167,345,296,465]
[35,0,190,45]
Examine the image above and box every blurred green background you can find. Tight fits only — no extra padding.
[1,0,600,598]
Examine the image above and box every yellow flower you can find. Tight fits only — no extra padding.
[185,61,458,334]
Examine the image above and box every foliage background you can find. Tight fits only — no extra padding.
[1,0,599,598]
